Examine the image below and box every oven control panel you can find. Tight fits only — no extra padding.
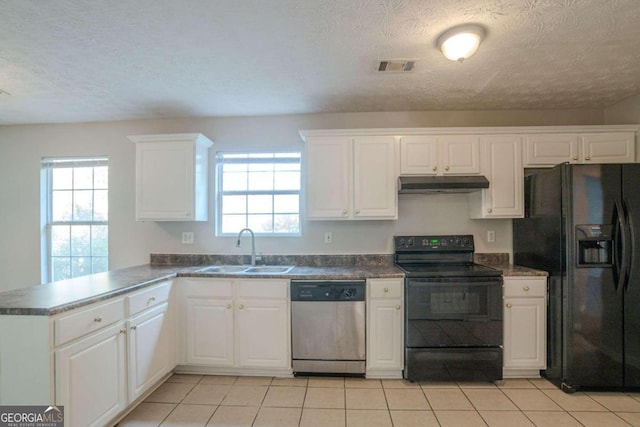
[394,235,474,251]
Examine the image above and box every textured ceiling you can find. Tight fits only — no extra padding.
[1,0,640,125]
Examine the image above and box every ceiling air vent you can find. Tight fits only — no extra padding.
[377,60,416,73]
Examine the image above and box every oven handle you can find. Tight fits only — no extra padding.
[406,278,503,285]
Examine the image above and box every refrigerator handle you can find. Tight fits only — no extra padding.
[613,200,628,293]
[622,199,634,292]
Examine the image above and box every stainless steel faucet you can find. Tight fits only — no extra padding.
[236,228,256,266]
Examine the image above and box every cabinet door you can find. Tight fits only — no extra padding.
[523,134,579,166]
[55,322,127,427]
[504,298,546,369]
[236,298,290,368]
[581,132,635,163]
[471,135,523,218]
[128,303,173,402]
[306,136,352,219]
[439,135,481,174]
[399,136,438,175]
[353,136,398,219]
[185,297,234,366]
[367,299,403,370]
[136,141,195,221]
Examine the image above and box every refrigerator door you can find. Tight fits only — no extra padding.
[565,164,623,389]
[623,164,640,387]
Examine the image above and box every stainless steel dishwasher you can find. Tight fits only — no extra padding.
[291,280,366,375]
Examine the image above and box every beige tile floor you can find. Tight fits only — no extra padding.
[116,375,640,427]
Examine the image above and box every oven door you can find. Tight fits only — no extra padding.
[405,276,503,382]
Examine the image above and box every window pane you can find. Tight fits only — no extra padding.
[52,190,73,221]
[274,171,300,190]
[274,214,300,233]
[92,257,108,273]
[73,167,94,189]
[52,168,73,190]
[222,172,248,191]
[94,166,108,189]
[222,195,246,214]
[248,195,272,214]
[274,195,299,213]
[248,214,273,232]
[248,172,274,191]
[92,225,108,256]
[52,257,71,281]
[73,190,93,221]
[94,190,108,221]
[71,257,90,277]
[221,215,247,234]
[71,225,91,256]
[51,225,70,256]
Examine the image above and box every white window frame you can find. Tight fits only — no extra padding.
[41,156,109,283]
[215,151,302,236]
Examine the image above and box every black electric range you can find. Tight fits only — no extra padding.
[394,234,504,383]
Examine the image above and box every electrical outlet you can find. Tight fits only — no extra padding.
[487,230,495,243]
[324,232,333,244]
[182,232,195,244]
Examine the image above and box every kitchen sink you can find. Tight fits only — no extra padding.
[197,265,294,274]
[242,266,294,274]
[198,265,248,274]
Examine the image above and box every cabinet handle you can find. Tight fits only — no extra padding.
[573,156,578,160]
[239,304,244,309]
[487,208,493,213]
[445,165,450,171]
[149,296,156,302]
[355,209,360,214]
[342,209,348,215]
[120,328,127,334]
[585,156,591,160]
[384,287,389,293]
[523,286,530,291]
[131,325,137,330]
[506,303,512,308]
[432,166,437,171]
[395,304,401,310]
[94,316,103,323]
[226,304,232,309]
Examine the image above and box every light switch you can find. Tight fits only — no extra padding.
[182,232,195,244]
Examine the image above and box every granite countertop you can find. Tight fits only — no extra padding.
[0,252,546,316]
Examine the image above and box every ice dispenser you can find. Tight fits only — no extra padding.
[576,225,613,266]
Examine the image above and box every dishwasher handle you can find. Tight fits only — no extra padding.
[291,280,365,301]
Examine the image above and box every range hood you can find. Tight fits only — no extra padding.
[398,175,490,194]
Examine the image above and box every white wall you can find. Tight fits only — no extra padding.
[605,94,640,124]
[0,109,605,291]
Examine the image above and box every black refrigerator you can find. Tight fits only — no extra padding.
[513,163,640,392]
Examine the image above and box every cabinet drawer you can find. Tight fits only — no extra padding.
[236,279,288,299]
[127,281,172,316]
[183,278,233,298]
[55,298,125,347]
[368,279,403,299]
[503,277,546,298]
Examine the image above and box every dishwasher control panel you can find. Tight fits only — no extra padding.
[291,281,365,301]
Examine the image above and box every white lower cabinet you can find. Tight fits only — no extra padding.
[55,321,128,427]
[366,278,404,378]
[503,277,547,378]
[180,277,291,374]
[127,303,173,402]
[53,280,174,427]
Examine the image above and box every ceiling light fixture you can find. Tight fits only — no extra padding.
[437,24,485,63]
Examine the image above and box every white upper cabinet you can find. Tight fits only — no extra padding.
[469,135,524,219]
[129,133,214,221]
[524,131,635,166]
[399,135,480,175]
[305,135,397,220]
